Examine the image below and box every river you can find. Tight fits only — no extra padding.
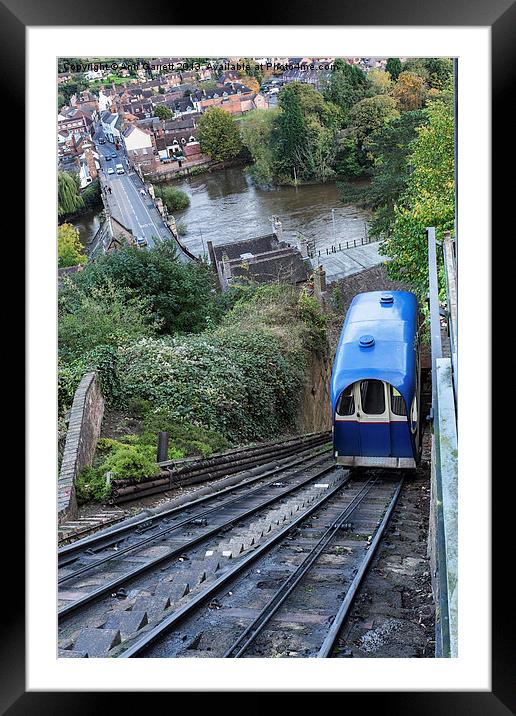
[166,167,371,258]
[73,209,103,250]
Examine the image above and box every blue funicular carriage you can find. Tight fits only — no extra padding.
[331,291,422,470]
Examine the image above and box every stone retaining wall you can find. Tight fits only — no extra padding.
[58,372,105,523]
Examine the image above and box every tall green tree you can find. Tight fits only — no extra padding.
[198,107,242,162]
[385,58,402,82]
[381,99,454,300]
[324,59,369,117]
[58,172,84,218]
[273,83,308,180]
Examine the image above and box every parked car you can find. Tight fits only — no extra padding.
[111,152,117,159]
[136,236,148,248]
[139,188,146,196]
[97,137,106,144]
[115,163,125,175]
[107,167,115,175]
[105,155,112,161]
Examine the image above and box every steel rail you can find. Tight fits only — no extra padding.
[58,450,331,585]
[119,470,350,658]
[223,477,378,658]
[112,434,330,503]
[59,442,330,561]
[58,462,337,619]
[317,478,404,658]
[157,431,331,470]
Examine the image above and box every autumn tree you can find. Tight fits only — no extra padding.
[198,107,242,162]
[367,68,392,95]
[58,223,88,268]
[381,99,454,300]
[391,71,426,111]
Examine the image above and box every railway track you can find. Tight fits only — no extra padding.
[118,475,403,658]
[58,434,403,657]
[58,442,337,656]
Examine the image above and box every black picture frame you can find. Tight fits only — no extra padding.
[10,0,511,711]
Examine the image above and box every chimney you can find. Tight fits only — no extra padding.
[84,148,98,181]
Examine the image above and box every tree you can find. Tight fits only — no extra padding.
[424,58,453,90]
[324,59,369,117]
[67,240,219,334]
[338,109,427,237]
[240,76,260,93]
[348,95,399,144]
[154,104,173,120]
[198,107,242,162]
[401,58,430,83]
[58,172,84,218]
[153,185,190,212]
[240,108,280,183]
[367,68,392,95]
[293,118,336,183]
[58,223,88,268]
[385,58,402,82]
[381,99,454,300]
[391,71,426,112]
[58,93,66,110]
[335,95,399,179]
[273,83,309,180]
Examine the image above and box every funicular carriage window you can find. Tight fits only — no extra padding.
[360,380,385,415]
[390,386,407,416]
[336,385,355,416]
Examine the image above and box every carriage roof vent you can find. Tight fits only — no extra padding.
[359,334,375,348]
[380,293,394,304]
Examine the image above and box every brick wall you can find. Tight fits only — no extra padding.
[58,372,105,523]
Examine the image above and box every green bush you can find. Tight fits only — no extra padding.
[76,466,112,503]
[153,185,191,212]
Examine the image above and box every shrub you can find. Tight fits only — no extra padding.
[153,185,191,212]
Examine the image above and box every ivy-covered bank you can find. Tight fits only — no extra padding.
[58,248,328,502]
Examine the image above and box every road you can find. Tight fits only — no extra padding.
[94,128,190,261]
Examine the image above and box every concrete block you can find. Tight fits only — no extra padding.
[73,628,122,657]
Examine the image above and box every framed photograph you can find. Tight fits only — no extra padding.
[8,0,508,709]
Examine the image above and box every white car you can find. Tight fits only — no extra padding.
[139,188,146,196]
[107,167,115,175]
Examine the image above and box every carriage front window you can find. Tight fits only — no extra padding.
[336,386,355,416]
[390,386,407,416]
[360,380,385,415]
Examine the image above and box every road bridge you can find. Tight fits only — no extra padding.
[94,128,194,262]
